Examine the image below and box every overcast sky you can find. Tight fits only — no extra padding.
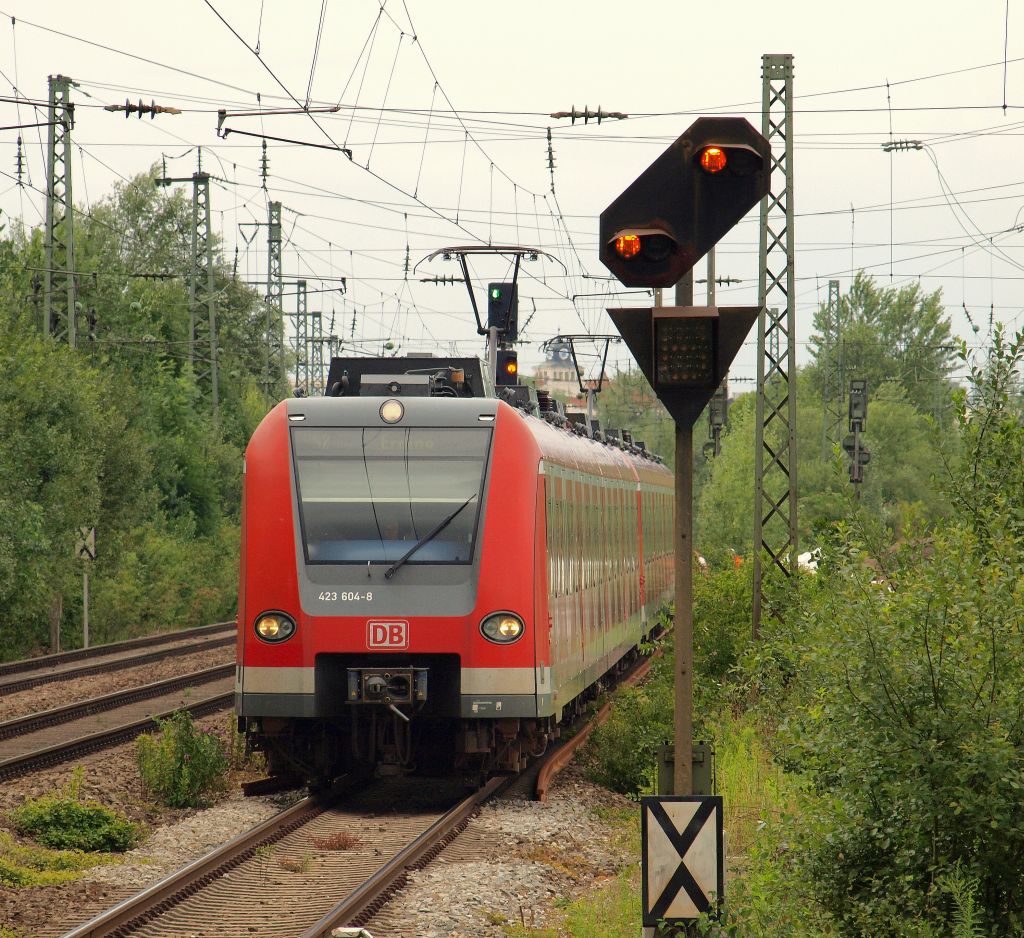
[1,0,1022,385]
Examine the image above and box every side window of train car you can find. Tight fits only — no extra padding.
[558,474,565,596]
[545,467,555,596]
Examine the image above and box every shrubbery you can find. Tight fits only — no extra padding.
[137,709,229,807]
[742,328,1024,935]
[585,328,1024,935]
[582,571,756,797]
[581,654,672,797]
[8,770,141,853]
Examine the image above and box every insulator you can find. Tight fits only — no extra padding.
[536,389,556,414]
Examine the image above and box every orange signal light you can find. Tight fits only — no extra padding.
[613,233,642,259]
[504,360,518,375]
[699,146,727,174]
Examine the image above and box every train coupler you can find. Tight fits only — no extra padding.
[346,667,428,706]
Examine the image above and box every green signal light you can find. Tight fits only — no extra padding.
[490,287,502,300]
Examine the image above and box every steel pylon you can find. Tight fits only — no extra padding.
[753,53,798,638]
[822,279,843,454]
[263,200,284,398]
[189,171,219,415]
[44,74,77,346]
[293,279,310,393]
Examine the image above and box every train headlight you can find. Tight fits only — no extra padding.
[480,612,524,644]
[380,399,404,423]
[254,612,296,643]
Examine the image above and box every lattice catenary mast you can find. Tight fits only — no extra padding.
[822,279,843,454]
[157,152,220,415]
[264,200,284,398]
[292,279,310,393]
[753,53,798,638]
[44,74,77,346]
[189,166,218,414]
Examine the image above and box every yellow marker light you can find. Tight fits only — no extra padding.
[613,233,642,259]
[380,399,405,423]
[699,146,727,173]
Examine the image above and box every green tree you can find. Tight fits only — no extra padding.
[807,271,957,417]
[695,374,944,561]
[596,365,675,467]
[757,328,1024,935]
[0,172,274,657]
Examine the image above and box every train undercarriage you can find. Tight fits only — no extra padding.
[242,647,646,786]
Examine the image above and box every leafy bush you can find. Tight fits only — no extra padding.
[749,330,1024,936]
[8,771,141,853]
[581,675,671,797]
[137,709,228,807]
[693,563,753,689]
[581,570,756,798]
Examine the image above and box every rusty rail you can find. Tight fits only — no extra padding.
[0,690,233,783]
[0,622,234,679]
[0,632,235,695]
[59,796,322,938]
[534,648,661,802]
[0,664,233,741]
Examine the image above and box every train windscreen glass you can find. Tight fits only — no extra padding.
[291,427,491,565]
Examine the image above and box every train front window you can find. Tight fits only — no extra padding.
[291,427,490,565]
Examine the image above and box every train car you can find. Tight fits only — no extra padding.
[236,357,674,782]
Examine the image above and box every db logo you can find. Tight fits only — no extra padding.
[367,620,409,649]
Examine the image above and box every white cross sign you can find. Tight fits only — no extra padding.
[641,795,724,926]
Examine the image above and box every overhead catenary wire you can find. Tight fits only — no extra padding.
[4,4,1024,367]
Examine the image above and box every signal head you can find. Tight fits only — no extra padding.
[604,228,683,288]
[599,116,770,288]
[495,349,519,387]
[699,146,727,173]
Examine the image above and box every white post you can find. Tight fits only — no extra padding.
[82,571,89,648]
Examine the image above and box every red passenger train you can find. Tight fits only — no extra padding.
[236,357,674,782]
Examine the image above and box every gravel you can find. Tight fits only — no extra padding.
[1,648,233,723]
[0,729,637,938]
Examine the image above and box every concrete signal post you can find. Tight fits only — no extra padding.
[598,116,770,932]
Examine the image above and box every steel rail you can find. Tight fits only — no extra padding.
[0,634,235,695]
[298,775,508,937]
[0,622,234,679]
[0,664,233,741]
[0,691,233,783]
[59,796,322,938]
[55,644,665,936]
[534,648,661,802]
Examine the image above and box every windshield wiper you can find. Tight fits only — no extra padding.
[384,493,478,579]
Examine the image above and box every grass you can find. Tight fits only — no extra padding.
[711,711,799,858]
[508,713,800,937]
[504,866,642,938]
[0,831,112,887]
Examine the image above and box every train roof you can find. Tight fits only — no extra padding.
[317,353,668,468]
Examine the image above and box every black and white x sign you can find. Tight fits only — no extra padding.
[641,795,724,925]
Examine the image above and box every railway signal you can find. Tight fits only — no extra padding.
[496,349,519,386]
[845,379,869,491]
[487,282,519,341]
[599,117,770,289]
[601,116,770,820]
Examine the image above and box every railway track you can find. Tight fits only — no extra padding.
[0,667,235,782]
[0,622,236,694]
[56,650,657,938]
[60,774,503,938]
